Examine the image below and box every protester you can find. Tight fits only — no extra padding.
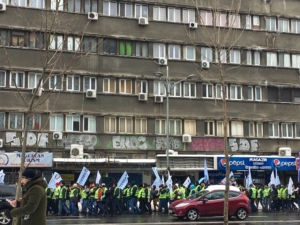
[150,185,159,213]
[57,181,70,216]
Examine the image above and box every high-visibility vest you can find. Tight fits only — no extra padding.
[180,187,186,198]
[257,189,262,198]
[159,188,166,199]
[263,187,270,197]
[45,187,52,198]
[102,187,107,199]
[70,188,78,198]
[137,188,143,198]
[282,188,287,199]
[189,188,196,196]
[278,188,282,198]
[89,187,96,198]
[94,188,100,199]
[54,186,60,198]
[59,186,67,199]
[147,188,151,200]
[140,187,146,198]
[130,185,138,197]
[250,187,256,199]
[81,189,87,199]
[114,187,121,199]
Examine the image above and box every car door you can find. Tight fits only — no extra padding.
[228,191,241,215]
[199,191,224,217]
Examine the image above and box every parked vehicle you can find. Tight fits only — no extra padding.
[169,185,251,221]
[0,184,17,225]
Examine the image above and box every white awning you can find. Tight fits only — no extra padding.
[53,158,156,164]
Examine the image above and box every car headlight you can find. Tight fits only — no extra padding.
[175,202,190,208]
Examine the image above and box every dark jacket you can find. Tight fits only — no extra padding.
[10,172,47,225]
[270,188,278,201]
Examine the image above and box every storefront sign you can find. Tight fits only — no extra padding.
[0,152,53,167]
[217,156,296,171]
[60,174,75,181]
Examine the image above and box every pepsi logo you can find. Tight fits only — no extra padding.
[273,159,281,167]
[220,158,227,167]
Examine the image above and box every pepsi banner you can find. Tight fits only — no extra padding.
[218,156,296,171]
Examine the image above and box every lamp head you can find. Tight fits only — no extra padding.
[153,72,163,78]
[187,74,196,80]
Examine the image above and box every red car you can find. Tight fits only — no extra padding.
[169,185,251,221]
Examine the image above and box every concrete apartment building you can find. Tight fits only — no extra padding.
[0,0,299,184]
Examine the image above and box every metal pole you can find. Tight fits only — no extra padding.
[166,66,170,172]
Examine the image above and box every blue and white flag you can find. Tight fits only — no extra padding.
[48,172,62,188]
[268,171,275,187]
[152,167,161,180]
[77,167,90,186]
[245,167,253,190]
[162,174,165,185]
[166,170,173,194]
[220,171,236,185]
[288,177,293,195]
[152,177,161,188]
[95,170,101,184]
[117,171,129,189]
[198,177,205,184]
[0,170,5,183]
[275,167,281,186]
[204,158,209,184]
[183,177,191,188]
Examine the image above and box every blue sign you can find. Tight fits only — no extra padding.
[218,156,296,171]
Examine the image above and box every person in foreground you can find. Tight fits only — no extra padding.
[6,168,47,225]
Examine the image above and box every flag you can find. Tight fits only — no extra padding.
[48,172,62,188]
[198,177,205,184]
[268,171,275,187]
[77,167,90,186]
[220,171,236,185]
[161,174,165,185]
[204,158,209,184]
[288,177,293,195]
[117,171,129,189]
[0,170,5,183]
[95,170,101,184]
[166,171,173,194]
[275,167,281,186]
[152,167,161,180]
[152,177,161,188]
[245,167,252,190]
[183,177,191,188]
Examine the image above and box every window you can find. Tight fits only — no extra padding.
[49,75,63,90]
[292,54,300,68]
[135,4,148,18]
[51,0,64,10]
[266,17,276,31]
[0,112,4,129]
[0,30,7,45]
[155,119,166,135]
[104,116,116,133]
[67,36,81,51]
[230,85,242,100]
[119,2,132,18]
[169,82,181,97]
[182,9,195,23]
[257,123,263,137]
[103,39,116,55]
[50,34,63,50]
[228,14,240,28]
[84,0,97,13]
[254,51,260,65]
[253,16,260,26]
[267,52,277,66]
[67,75,80,91]
[169,119,182,135]
[83,77,96,91]
[135,118,147,134]
[103,0,117,16]
[154,81,166,96]
[249,122,255,137]
[184,46,195,61]
[0,70,6,87]
[255,86,262,101]
[168,45,180,59]
[28,0,44,8]
[11,31,25,47]
[247,86,253,100]
[66,115,80,131]
[279,53,290,67]
[135,42,148,57]
[216,84,228,99]
[268,122,279,138]
[291,20,300,33]
[216,121,229,136]
[135,80,147,94]
[67,0,81,12]
[231,121,243,137]
[229,50,240,64]
[10,71,25,88]
[83,37,97,53]
[119,117,132,133]
[246,51,252,65]
[202,84,214,98]
[9,113,23,129]
[200,11,212,25]
[168,8,181,22]
[29,32,44,49]
[50,114,63,131]
[103,78,116,93]
[215,12,227,27]
[153,43,165,58]
[201,47,212,62]
[184,82,196,98]
[119,41,132,56]
[215,49,227,63]
[153,6,166,21]
[28,114,41,130]
[119,79,132,94]
[278,18,289,32]
[295,123,300,138]
[282,123,293,138]
[245,15,251,29]
[28,73,42,89]
[184,120,196,135]
[83,116,96,132]
[204,121,214,136]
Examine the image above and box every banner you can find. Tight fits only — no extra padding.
[183,177,191,188]
[220,171,236,185]
[166,171,173,194]
[0,152,53,167]
[0,170,5,183]
[162,174,165,185]
[275,167,281,186]
[117,171,129,189]
[48,172,62,188]
[288,177,293,195]
[245,167,252,190]
[77,167,90,186]
[204,158,209,183]
[152,177,161,188]
[95,170,101,184]
[268,171,275,187]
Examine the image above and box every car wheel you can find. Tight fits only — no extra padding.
[0,210,12,225]
[186,209,198,221]
[236,208,247,220]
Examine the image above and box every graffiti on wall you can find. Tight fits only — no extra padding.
[155,137,181,150]
[112,136,148,150]
[6,132,49,147]
[56,134,97,150]
[191,138,224,151]
[228,138,259,152]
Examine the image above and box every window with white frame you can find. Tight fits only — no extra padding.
[154,81,166,96]
[216,121,229,136]
[49,75,63,90]
[51,0,64,10]
[28,114,41,130]
[231,121,243,137]
[230,85,242,100]
[67,36,80,51]
[291,20,300,34]
[215,12,227,27]
[215,84,228,99]
[249,122,255,137]
[184,120,196,135]
[278,18,289,32]
[153,6,166,21]
[265,17,276,31]
[170,119,182,135]
[267,52,277,66]
[257,123,263,137]
[245,15,252,29]
[168,8,181,22]
[50,114,63,131]
[103,78,116,93]
[49,34,63,50]
[104,116,116,133]
[135,4,148,18]
[119,2,132,18]
[295,123,300,138]
[135,42,148,57]
[9,113,23,129]
[0,70,6,87]
[247,86,253,100]
[168,44,180,59]
[184,82,196,98]
[200,11,212,25]
[83,116,96,132]
[169,82,181,97]
[246,51,252,65]
[135,80,148,94]
[215,49,227,63]
[228,14,240,28]
[202,83,214,98]
[229,50,241,64]
[153,43,165,58]
[292,54,300,68]
[279,53,290,67]
[66,115,80,131]
[184,46,195,61]
[67,75,80,91]
[182,9,195,23]
[268,122,279,137]
[255,86,262,101]
[83,77,96,91]
[204,121,214,136]
[103,0,117,16]
[201,47,212,62]
[135,118,147,134]
[253,16,260,26]
[254,51,260,65]
[119,79,132,94]
[10,71,25,88]
[281,123,293,138]
[155,119,166,135]
[28,0,44,8]
[28,73,42,89]
[0,112,4,129]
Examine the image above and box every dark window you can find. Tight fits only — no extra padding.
[29,32,44,49]
[268,87,279,102]
[0,186,16,198]
[83,37,97,53]
[280,88,292,102]
[103,39,117,55]
[84,0,97,13]
[229,191,240,198]
[12,31,25,47]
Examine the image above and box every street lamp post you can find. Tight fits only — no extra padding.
[154,66,195,172]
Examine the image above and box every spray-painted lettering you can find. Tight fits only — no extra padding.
[190,138,224,151]
[228,138,259,152]
[5,132,48,147]
[112,136,147,150]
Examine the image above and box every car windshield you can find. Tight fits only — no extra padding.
[187,190,209,200]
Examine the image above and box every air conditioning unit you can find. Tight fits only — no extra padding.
[88,12,98,20]
[278,147,291,156]
[83,153,93,159]
[0,3,6,11]
[154,96,163,103]
[32,88,43,97]
[158,57,167,66]
[189,22,198,29]
[201,60,210,69]
[53,132,63,140]
[0,139,3,148]
[86,89,96,98]
[138,93,148,101]
[182,134,192,143]
[138,17,149,25]
[70,144,84,158]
